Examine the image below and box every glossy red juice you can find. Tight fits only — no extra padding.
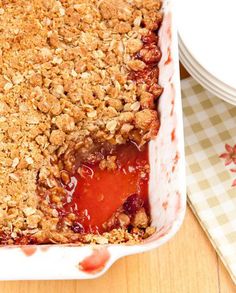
[60,143,149,233]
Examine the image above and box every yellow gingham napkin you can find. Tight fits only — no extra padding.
[181,77,236,284]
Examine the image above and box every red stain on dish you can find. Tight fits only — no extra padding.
[159,12,172,49]
[171,129,176,142]
[159,12,174,82]
[157,232,167,239]
[164,47,172,65]
[171,152,179,173]
[166,14,172,40]
[170,84,175,116]
[175,191,181,214]
[79,248,110,274]
[156,225,171,239]
[162,201,168,210]
[21,246,37,256]
[40,246,50,252]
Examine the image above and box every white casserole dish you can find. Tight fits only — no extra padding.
[0,0,186,280]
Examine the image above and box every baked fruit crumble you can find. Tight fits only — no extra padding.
[0,0,163,245]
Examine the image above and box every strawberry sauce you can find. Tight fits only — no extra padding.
[59,143,149,233]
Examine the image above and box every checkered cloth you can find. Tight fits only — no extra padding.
[182,77,236,284]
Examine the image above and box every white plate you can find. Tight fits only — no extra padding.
[179,36,236,97]
[179,40,236,104]
[179,42,236,104]
[177,0,236,90]
[179,47,236,105]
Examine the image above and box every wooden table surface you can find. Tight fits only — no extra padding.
[0,67,235,293]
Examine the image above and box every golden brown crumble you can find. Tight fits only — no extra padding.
[0,0,162,245]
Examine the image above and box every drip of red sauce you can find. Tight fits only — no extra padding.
[79,248,110,274]
[21,246,37,256]
[59,143,149,234]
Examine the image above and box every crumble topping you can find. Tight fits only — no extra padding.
[0,0,163,244]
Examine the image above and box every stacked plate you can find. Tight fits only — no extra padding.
[177,0,236,105]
